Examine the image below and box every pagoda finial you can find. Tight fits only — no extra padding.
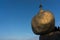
[39,0,44,12]
[39,0,43,10]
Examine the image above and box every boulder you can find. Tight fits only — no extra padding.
[31,10,55,35]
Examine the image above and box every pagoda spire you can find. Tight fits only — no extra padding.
[39,0,43,9]
[39,0,44,12]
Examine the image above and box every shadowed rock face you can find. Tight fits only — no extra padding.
[40,31,60,40]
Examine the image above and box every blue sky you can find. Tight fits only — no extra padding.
[0,0,60,40]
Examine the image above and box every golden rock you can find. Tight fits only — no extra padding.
[31,10,55,35]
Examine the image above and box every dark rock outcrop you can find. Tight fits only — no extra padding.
[39,27,60,40]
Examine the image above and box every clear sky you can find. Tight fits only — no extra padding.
[0,0,60,40]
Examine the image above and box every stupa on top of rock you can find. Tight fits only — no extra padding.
[31,1,55,35]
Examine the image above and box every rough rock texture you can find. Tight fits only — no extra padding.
[39,27,60,40]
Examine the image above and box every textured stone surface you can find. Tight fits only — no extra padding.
[39,27,60,40]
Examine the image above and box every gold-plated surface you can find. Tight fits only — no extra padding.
[37,11,54,24]
[31,10,55,35]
